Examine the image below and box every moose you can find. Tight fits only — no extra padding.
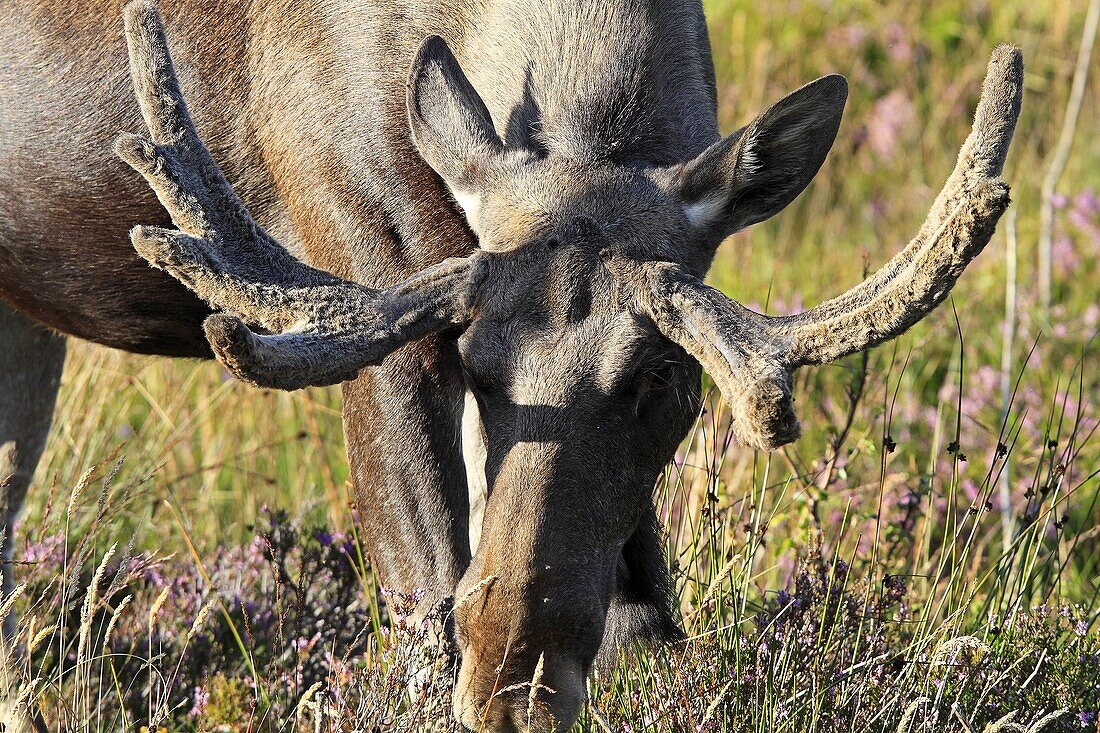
[0,0,1021,729]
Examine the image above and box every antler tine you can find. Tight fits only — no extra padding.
[774,45,1022,367]
[642,263,800,450]
[120,0,190,148]
[116,0,342,332]
[937,47,1025,198]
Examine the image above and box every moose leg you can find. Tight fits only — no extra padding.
[0,302,66,636]
[342,337,471,625]
[0,301,65,731]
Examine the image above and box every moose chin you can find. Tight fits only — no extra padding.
[0,1,1021,730]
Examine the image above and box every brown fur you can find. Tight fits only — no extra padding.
[0,1,1022,730]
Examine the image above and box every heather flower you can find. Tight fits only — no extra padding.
[826,23,870,49]
[1077,189,1100,213]
[22,533,66,565]
[1052,233,1081,274]
[769,293,805,317]
[885,21,915,62]
[866,90,916,160]
[189,686,209,719]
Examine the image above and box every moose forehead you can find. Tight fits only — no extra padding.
[472,159,685,261]
[461,243,675,404]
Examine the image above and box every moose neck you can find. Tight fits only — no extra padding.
[462,0,719,165]
[324,0,720,170]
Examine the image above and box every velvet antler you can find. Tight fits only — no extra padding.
[116,0,481,389]
[644,46,1023,450]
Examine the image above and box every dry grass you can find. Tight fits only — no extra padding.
[9,1,1099,731]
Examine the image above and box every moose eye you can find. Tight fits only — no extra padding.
[641,363,678,396]
[463,356,506,398]
[616,361,677,409]
[464,368,495,396]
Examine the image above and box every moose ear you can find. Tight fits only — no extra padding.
[677,74,848,238]
[407,35,503,226]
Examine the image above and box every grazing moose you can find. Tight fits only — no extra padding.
[0,0,1021,729]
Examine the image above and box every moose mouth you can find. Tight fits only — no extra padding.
[447,499,694,730]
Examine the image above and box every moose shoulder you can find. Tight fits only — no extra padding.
[0,1,1021,731]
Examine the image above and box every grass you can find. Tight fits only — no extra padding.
[9,0,1100,731]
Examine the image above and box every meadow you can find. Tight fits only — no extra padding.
[10,0,1100,731]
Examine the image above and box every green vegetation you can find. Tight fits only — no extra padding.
[14,1,1099,730]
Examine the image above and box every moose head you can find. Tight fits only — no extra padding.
[116,4,1022,730]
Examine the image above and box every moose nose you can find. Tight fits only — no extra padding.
[454,652,586,732]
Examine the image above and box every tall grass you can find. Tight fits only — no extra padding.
[10,0,1099,731]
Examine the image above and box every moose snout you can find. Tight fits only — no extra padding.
[451,569,605,732]
[454,649,586,732]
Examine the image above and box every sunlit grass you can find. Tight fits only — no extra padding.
[11,1,1099,731]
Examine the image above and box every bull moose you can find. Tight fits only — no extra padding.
[0,0,1021,729]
